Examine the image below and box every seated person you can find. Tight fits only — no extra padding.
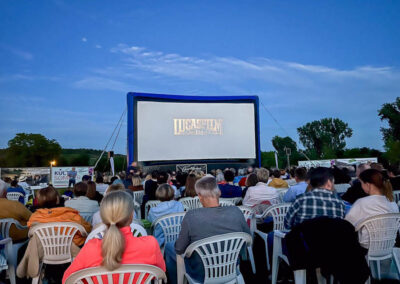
[243,168,280,208]
[342,163,370,204]
[7,180,26,204]
[183,174,198,197]
[268,170,289,189]
[345,169,399,248]
[92,184,136,227]
[241,172,258,198]
[86,181,103,205]
[165,176,250,284]
[148,184,184,246]
[62,191,165,283]
[284,167,346,230]
[95,176,108,195]
[65,182,100,215]
[128,175,144,192]
[218,170,242,198]
[0,189,32,242]
[28,186,91,246]
[283,167,308,202]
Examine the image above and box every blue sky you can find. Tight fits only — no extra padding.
[0,1,399,154]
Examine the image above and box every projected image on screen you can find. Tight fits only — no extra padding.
[136,101,256,161]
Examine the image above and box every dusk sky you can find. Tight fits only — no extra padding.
[1,1,399,154]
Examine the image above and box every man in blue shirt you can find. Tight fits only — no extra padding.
[218,169,242,198]
[6,180,26,204]
[67,167,77,188]
[283,167,308,202]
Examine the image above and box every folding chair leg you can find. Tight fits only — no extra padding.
[271,243,281,284]
[247,246,256,274]
[294,270,306,284]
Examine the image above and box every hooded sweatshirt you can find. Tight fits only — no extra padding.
[28,207,92,246]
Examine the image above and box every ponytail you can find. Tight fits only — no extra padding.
[360,168,394,202]
[99,191,134,270]
[382,179,394,202]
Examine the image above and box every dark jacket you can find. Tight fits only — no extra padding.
[341,179,367,204]
[284,217,370,284]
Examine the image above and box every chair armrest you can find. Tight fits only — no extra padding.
[0,237,12,245]
[176,254,186,284]
[274,230,286,239]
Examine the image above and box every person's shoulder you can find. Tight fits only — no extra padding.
[135,235,160,248]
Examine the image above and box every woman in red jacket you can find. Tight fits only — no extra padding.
[62,191,165,283]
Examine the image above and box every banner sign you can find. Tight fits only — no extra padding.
[176,164,207,173]
[0,167,50,186]
[51,167,93,188]
[298,157,378,169]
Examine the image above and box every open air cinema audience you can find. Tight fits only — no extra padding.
[218,169,242,198]
[148,184,184,246]
[62,191,165,283]
[164,175,250,284]
[86,180,103,204]
[342,163,371,204]
[65,182,99,215]
[284,167,346,230]
[95,176,108,194]
[283,167,308,202]
[345,168,399,248]
[243,167,280,208]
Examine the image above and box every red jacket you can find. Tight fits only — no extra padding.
[62,226,165,283]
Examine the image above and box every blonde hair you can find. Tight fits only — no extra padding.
[100,191,134,270]
[131,176,141,187]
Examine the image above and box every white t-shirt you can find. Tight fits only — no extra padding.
[96,183,109,195]
[345,195,399,248]
[243,182,280,207]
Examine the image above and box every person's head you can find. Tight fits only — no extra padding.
[157,171,168,184]
[185,174,198,197]
[272,170,281,179]
[155,183,175,201]
[131,175,141,187]
[72,167,75,171]
[73,182,88,197]
[86,181,97,199]
[309,167,334,191]
[10,180,18,187]
[359,169,393,201]
[37,186,60,208]
[100,191,134,270]
[151,170,159,180]
[245,173,258,187]
[195,176,221,206]
[96,176,104,184]
[82,175,91,183]
[247,166,254,174]
[215,172,225,183]
[223,170,235,183]
[256,168,270,183]
[294,167,307,182]
[106,184,126,195]
[356,163,371,178]
[387,165,400,178]
[370,163,384,172]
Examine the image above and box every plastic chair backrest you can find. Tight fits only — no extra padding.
[179,197,202,211]
[355,213,400,258]
[393,190,400,204]
[220,197,242,205]
[0,218,27,238]
[133,200,141,219]
[261,203,292,231]
[85,223,147,244]
[29,222,87,264]
[6,192,24,202]
[64,264,167,284]
[145,200,161,219]
[152,212,186,244]
[133,190,145,204]
[80,212,93,224]
[238,206,256,233]
[335,183,351,194]
[277,189,288,202]
[219,200,235,207]
[184,232,252,284]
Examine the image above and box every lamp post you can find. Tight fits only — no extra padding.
[50,160,56,185]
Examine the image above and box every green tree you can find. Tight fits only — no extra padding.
[297,118,353,158]
[271,136,300,168]
[5,133,62,167]
[378,97,400,145]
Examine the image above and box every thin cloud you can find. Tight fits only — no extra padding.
[0,44,33,60]
[95,44,102,49]
[73,76,131,92]
[82,37,88,42]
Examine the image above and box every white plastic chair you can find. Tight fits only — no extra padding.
[393,190,400,204]
[6,192,24,203]
[85,223,147,244]
[179,197,202,211]
[64,264,167,284]
[80,212,94,224]
[277,189,288,202]
[134,200,142,220]
[0,218,28,275]
[177,232,252,284]
[0,237,16,284]
[133,190,145,205]
[29,222,88,284]
[238,206,257,274]
[219,200,235,207]
[145,200,161,220]
[287,179,297,186]
[152,212,186,252]
[220,197,243,205]
[254,203,291,270]
[334,183,351,194]
[355,213,400,280]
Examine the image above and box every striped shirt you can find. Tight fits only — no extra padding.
[284,188,346,230]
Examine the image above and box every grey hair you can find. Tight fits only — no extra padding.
[195,176,221,198]
[216,172,225,183]
[257,168,270,183]
[230,168,236,175]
